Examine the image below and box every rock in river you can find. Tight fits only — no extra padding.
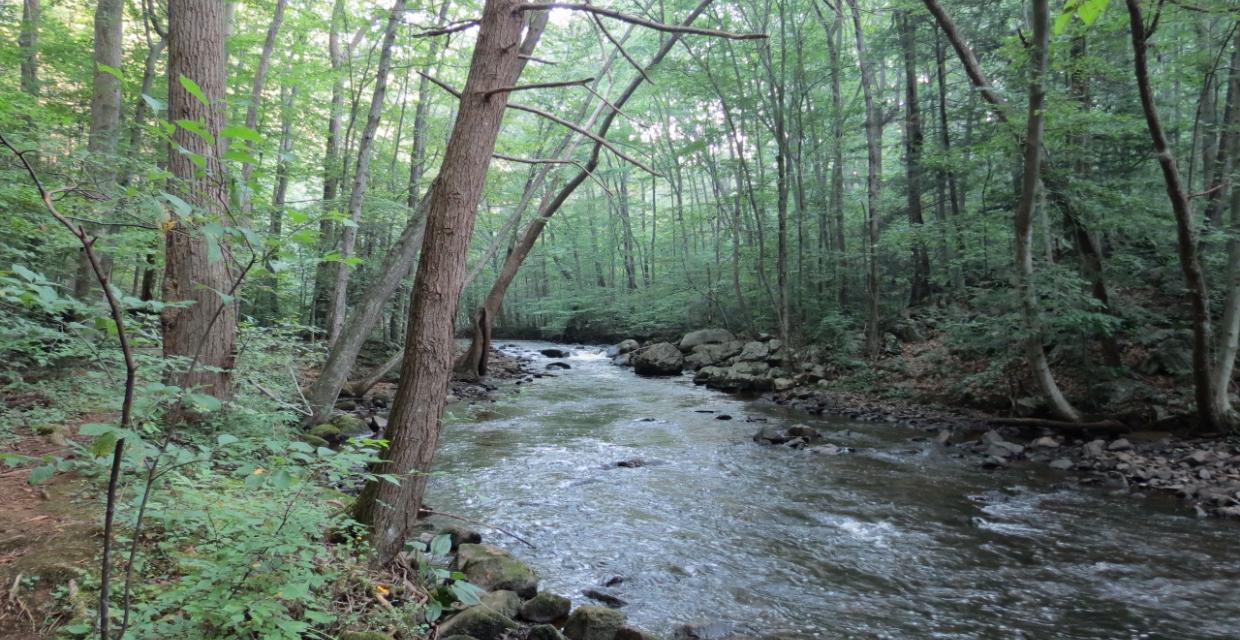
[607,339,640,357]
[454,544,539,598]
[438,604,519,640]
[519,591,572,623]
[563,606,627,640]
[541,348,571,358]
[633,342,685,376]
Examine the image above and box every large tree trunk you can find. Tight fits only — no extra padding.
[352,0,529,568]
[455,0,718,381]
[328,0,407,346]
[162,0,237,399]
[845,0,882,358]
[19,0,39,95]
[901,10,931,306]
[73,0,125,300]
[1127,0,1224,431]
[1212,31,1240,423]
[1015,0,1080,422]
[301,10,549,425]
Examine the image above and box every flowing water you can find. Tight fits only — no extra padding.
[427,342,1240,639]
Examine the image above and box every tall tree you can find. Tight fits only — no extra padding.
[845,0,882,357]
[19,0,40,95]
[162,0,237,399]
[901,10,931,305]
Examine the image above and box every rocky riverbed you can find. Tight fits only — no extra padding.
[607,329,1240,519]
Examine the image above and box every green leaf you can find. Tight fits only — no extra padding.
[221,124,261,143]
[79,422,117,436]
[161,191,193,217]
[430,533,451,557]
[425,599,443,623]
[217,433,240,446]
[271,468,294,490]
[142,93,165,113]
[188,393,223,412]
[175,118,215,145]
[1078,0,1110,25]
[11,264,40,282]
[97,63,123,81]
[90,431,120,458]
[450,581,484,606]
[179,74,208,106]
[28,465,55,485]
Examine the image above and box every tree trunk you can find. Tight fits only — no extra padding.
[1013,0,1080,422]
[312,0,348,331]
[258,82,296,322]
[162,0,237,399]
[302,7,550,425]
[19,0,39,95]
[454,0,719,380]
[845,0,882,358]
[901,10,931,306]
[352,0,529,568]
[237,0,288,210]
[1127,0,1224,431]
[73,0,125,301]
[328,0,407,346]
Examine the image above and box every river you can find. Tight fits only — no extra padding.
[427,342,1240,639]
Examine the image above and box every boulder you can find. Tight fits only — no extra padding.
[330,413,369,434]
[753,424,823,447]
[671,622,734,640]
[546,362,572,370]
[540,348,571,358]
[437,605,519,640]
[684,341,743,370]
[309,423,341,441]
[679,328,736,352]
[563,606,627,640]
[480,590,522,619]
[609,339,640,357]
[616,627,661,640]
[736,341,771,362]
[340,633,394,640]
[633,343,685,376]
[519,592,572,623]
[442,525,482,550]
[612,353,633,367]
[454,544,539,598]
[529,625,569,640]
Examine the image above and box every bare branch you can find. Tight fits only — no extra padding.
[493,153,575,164]
[411,19,479,38]
[519,53,560,65]
[514,3,767,39]
[506,100,661,176]
[416,70,463,98]
[591,13,653,85]
[483,76,595,98]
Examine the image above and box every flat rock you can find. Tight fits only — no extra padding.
[563,606,627,640]
[455,544,539,598]
[519,592,572,623]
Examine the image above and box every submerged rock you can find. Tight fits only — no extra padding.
[633,343,685,376]
[541,348,571,358]
[546,362,572,370]
[583,587,628,608]
[455,544,539,598]
[608,339,640,357]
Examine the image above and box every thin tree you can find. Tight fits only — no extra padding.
[844,0,882,357]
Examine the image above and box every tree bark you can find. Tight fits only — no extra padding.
[901,10,931,306]
[1127,0,1225,431]
[312,0,348,331]
[162,0,237,399]
[845,0,882,358]
[19,0,39,95]
[237,0,289,210]
[352,0,530,568]
[328,0,407,346]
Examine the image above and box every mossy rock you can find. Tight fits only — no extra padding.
[480,589,522,619]
[331,413,369,433]
[616,626,663,640]
[442,636,480,640]
[529,625,568,640]
[309,423,342,440]
[35,424,70,446]
[563,606,626,640]
[519,591,571,623]
[339,632,394,640]
[454,544,539,598]
[299,433,330,448]
[437,604,518,640]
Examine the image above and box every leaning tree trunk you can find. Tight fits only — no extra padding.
[455,0,722,381]
[1127,0,1223,431]
[162,0,237,400]
[301,11,549,425]
[1014,0,1080,423]
[353,0,530,568]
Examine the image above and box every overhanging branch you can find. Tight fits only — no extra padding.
[513,2,767,40]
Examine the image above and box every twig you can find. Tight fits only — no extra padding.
[411,19,478,38]
[417,508,537,549]
[513,3,767,40]
[518,53,559,65]
[591,13,653,85]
